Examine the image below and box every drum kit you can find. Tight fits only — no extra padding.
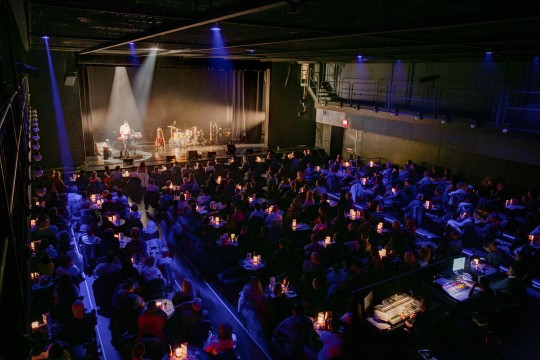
[167,125,207,148]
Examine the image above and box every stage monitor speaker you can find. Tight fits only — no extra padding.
[123,158,134,165]
[245,148,253,155]
[227,144,236,155]
[166,155,176,162]
[103,147,112,160]
[187,151,199,160]
[207,151,216,158]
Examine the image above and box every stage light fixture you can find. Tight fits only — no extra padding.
[33,151,42,162]
[33,165,43,178]
[502,127,508,134]
[42,36,49,40]
[35,183,47,197]
[470,121,477,129]
[210,23,221,31]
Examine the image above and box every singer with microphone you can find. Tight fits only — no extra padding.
[119,120,131,156]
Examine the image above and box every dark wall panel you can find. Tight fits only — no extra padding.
[28,50,85,169]
[268,63,315,149]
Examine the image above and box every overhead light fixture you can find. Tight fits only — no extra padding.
[470,121,477,129]
[150,45,159,51]
[41,36,49,40]
[485,51,493,55]
[502,127,508,134]
[210,23,221,31]
[35,183,47,197]
[32,151,42,162]
[246,49,255,53]
[33,165,43,178]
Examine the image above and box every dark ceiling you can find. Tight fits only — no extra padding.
[27,0,540,63]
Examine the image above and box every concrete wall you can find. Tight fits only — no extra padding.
[317,108,540,192]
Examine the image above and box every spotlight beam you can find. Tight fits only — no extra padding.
[43,37,73,169]
[81,1,288,55]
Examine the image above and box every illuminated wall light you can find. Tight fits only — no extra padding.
[33,165,43,178]
[41,36,49,40]
[32,151,42,162]
[342,119,349,128]
[210,23,221,31]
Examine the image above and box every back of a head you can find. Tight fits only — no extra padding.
[218,322,233,340]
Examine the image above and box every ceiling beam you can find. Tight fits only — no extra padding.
[164,15,540,55]
[80,1,288,55]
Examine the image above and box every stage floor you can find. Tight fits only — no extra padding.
[84,142,266,171]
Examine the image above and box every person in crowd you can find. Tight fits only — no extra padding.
[204,322,235,356]
[172,278,196,305]
[94,253,121,277]
[272,303,314,358]
[137,300,167,341]
[140,256,164,282]
[57,300,96,358]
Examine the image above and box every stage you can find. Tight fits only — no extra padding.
[83,142,267,171]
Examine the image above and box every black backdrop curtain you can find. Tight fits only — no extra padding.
[84,66,266,144]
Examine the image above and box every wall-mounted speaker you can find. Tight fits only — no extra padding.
[187,151,199,160]
[64,72,77,86]
[226,144,236,155]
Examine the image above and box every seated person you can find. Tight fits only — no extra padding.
[467,275,497,324]
[483,240,503,268]
[272,303,314,358]
[491,262,527,303]
[57,300,97,358]
[94,253,121,277]
[137,300,167,341]
[140,256,164,282]
[172,278,196,305]
[204,322,235,356]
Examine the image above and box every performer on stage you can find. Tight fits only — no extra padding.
[155,126,165,151]
[119,120,131,156]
